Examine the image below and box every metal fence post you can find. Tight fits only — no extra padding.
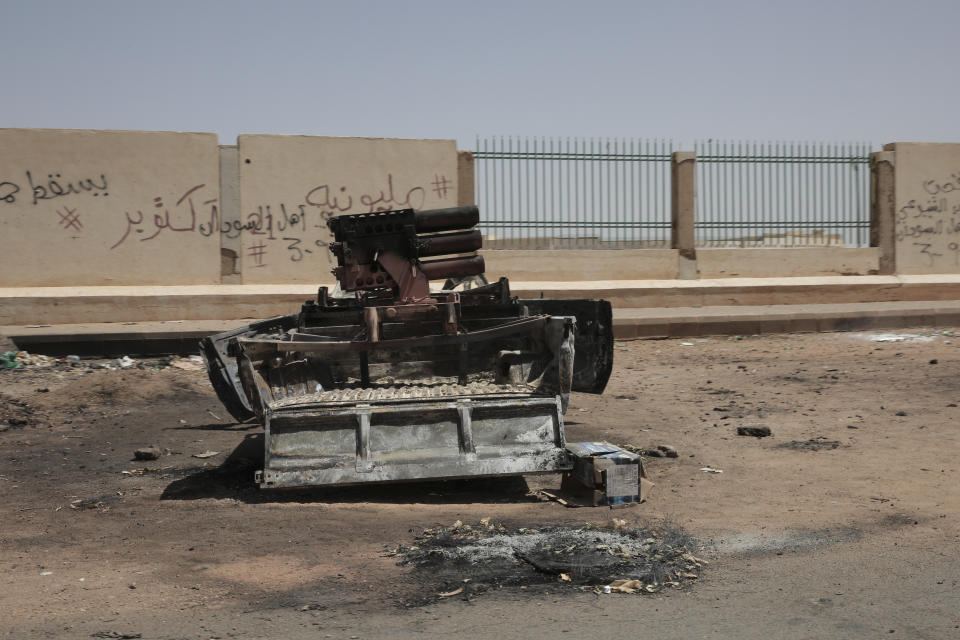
[672,151,698,278]
[870,150,896,274]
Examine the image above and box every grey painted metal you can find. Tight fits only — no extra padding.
[474,136,675,249]
[693,139,874,248]
[259,395,570,488]
[474,136,875,250]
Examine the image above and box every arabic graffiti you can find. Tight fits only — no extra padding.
[897,172,960,266]
[56,207,83,234]
[304,173,428,214]
[110,184,219,249]
[0,170,109,205]
[107,173,452,269]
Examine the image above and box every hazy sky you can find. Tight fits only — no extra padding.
[4,0,958,150]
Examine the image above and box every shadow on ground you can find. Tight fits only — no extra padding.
[164,421,259,432]
[160,433,538,505]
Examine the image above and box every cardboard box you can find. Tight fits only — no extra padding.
[562,442,652,507]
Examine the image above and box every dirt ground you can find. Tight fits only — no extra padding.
[2,329,959,639]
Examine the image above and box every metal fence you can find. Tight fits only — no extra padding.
[473,136,875,249]
[474,136,675,248]
[694,140,873,248]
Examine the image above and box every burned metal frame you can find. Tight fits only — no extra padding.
[201,205,613,489]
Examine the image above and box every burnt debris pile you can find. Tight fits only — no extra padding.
[391,519,704,602]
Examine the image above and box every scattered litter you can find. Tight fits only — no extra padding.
[66,355,81,362]
[778,438,840,452]
[168,356,205,371]
[737,426,772,438]
[40,571,52,576]
[620,443,678,459]
[206,410,222,421]
[116,356,136,368]
[532,489,572,507]
[191,450,220,459]
[72,490,132,510]
[122,467,172,476]
[699,467,723,473]
[859,333,933,343]
[679,342,694,347]
[133,446,161,461]
[2,351,57,369]
[437,586,463,598]
[0,351,20,369]
[605,578,652,593]
[91,632,142,639]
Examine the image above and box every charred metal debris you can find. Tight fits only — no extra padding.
[201,206,614,490]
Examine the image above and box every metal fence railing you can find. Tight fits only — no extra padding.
[474,137,876,250]
[474,136,675,248]
[694,140,873,248]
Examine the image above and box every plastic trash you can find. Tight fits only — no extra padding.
[0,351,21,369]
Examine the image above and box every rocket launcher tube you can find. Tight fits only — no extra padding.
[414,206,480,233]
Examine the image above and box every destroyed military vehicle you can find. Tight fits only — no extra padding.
[201,206,612,488]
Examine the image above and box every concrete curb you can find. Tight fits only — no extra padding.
[5,275,960,325]
[4,300,960,356]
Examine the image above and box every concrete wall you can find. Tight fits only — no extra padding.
[884,142,960,274]
[697,248,880,278]
[0,128,220,286]
[483,249,678,281]
[236,135,458,284]
[1,129,958,289]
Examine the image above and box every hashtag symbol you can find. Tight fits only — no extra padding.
[247,242,268,267]
[431,174,450,198]
[57,207,83,232]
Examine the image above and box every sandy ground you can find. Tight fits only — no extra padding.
[2,329,959,639]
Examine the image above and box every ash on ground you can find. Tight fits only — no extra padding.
[391,519,704,603]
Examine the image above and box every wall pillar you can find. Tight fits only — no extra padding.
[671,151,698,279]
[870,150,896,275]
[457,150,475,207]
[219,145,242,283]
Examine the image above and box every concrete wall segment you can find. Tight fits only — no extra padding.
[0,128,220,286]
[482,249,678,281]
[870,151,896,274]
[886,142,960,274]
[670,151,698,279]
[697,248,879,278]
[236,135,459,284]
[218,145,242,282]
[457,151,475,207]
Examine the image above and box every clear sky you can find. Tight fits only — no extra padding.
[4,0,958,150]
